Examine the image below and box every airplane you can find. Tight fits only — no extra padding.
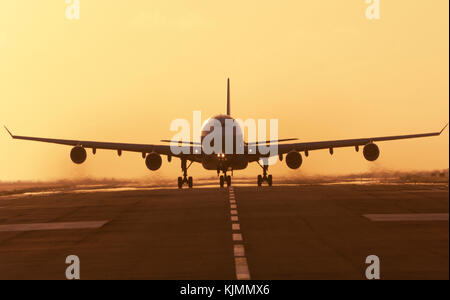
[4,79,448,188]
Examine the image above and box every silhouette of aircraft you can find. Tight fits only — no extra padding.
[5,79,448,188]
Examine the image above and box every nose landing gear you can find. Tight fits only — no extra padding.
[178,159,194,189]
[218,169,232,188]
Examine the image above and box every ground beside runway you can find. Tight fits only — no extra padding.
[0,183,448,280]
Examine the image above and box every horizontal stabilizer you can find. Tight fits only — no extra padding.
[160,140,202,145]
[246,138,298,145]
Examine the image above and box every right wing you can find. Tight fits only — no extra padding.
[277,124,448,155]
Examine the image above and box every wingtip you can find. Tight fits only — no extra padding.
[4,126,13,138]
[440,123,449,134]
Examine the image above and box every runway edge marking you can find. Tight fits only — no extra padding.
[228,186,251,280]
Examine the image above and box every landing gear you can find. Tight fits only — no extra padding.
[218,171,232,188]
[257,163,273,187]
[178,159,194,189]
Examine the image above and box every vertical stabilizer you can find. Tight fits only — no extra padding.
[227,78,230,116]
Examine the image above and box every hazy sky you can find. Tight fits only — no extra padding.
[0,0,448,181]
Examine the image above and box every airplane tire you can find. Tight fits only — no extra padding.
[226,175,232,187]
[257,175,262,187]
[178,177,183,189]
[268,175,273,187]
[220,175,225,188]
[188,176,193,188]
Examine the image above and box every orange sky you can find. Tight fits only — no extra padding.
[0,0,448,181]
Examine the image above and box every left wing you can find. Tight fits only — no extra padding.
[4,126,200,160]
[277,124,448,155]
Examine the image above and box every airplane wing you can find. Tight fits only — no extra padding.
[4,126,201,160]
[277,124,448,155]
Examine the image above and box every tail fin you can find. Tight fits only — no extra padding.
[227,78,230,116]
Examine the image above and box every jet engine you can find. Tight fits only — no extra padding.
[363,143,380,161]
[286,151,303,169]
[145,152,162,171]
[70,146,87,164]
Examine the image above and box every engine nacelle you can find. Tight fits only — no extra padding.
[363,143,380,161]
[286,151,303,169]
[145,152,162,171]
[70,146,87,164]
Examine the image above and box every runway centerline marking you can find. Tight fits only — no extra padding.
[0,220,109,232]
[228,187,251,280]
[232,223,240,231]
[234,244,245,257]
[364,213,449,222]
[235,257,251,280]
[232,233,243,241]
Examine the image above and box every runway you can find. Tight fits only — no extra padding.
[0,183,448,280]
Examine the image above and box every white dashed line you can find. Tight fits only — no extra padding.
[235,257,251,280]
[234,244,246,257]
[228,187,251,280]
[232,233,243,241]
[232,223,240,231]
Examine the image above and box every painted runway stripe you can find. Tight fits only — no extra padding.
[232,233,243,241]
[228,186,251,280]
[232,223,240,231]
[234,244,245,257]
[364,213,449,222]
[235,257,251,280]
[0,220,109,232]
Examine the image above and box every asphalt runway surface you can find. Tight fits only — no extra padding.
[0,183,448,280]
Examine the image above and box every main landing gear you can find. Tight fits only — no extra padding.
[217,169,232,188]
[178,159,193,189]
[257,163,273,187]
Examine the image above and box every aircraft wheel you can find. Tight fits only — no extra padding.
[226,175,232,187]
[220,175,225,188]
[177,177,183,189]
[188,176,193,188]
[268,175,273,187]
[257,175,263,187]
